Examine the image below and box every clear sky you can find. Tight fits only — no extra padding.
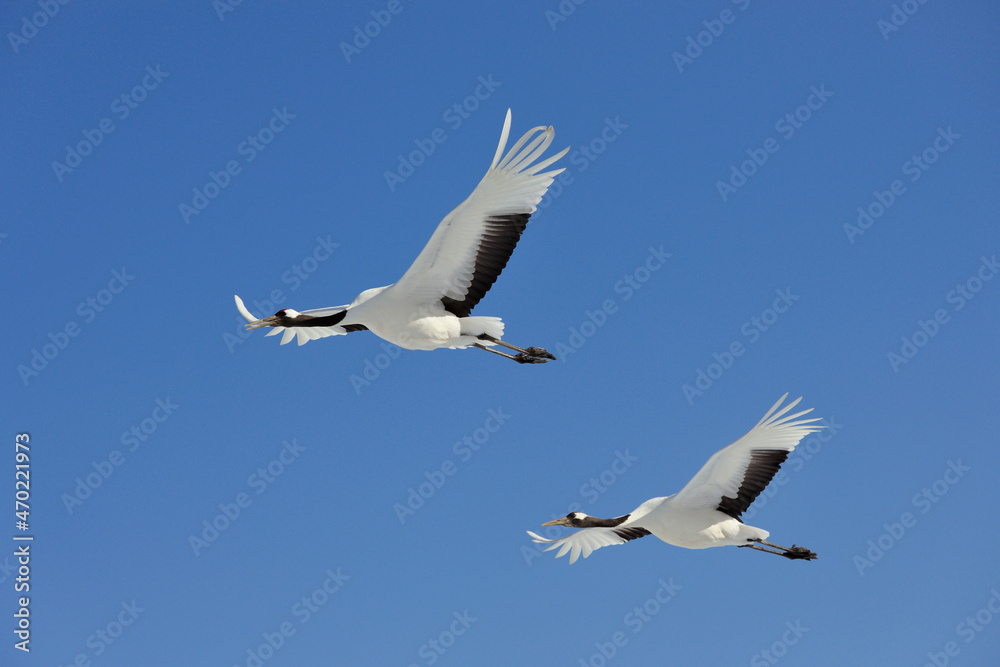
[3,1,999,665]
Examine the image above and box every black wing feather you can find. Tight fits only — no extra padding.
[612,527,652,542]
[440,213,530,317]
[716,449,789,521]
[278,310,368,333]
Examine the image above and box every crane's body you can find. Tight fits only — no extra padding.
[616,499,771,549]
[236,109,568,364]
[334,286,503,351]
[528,395,822,563]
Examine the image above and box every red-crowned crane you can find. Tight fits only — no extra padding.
[236,110,568,364]
[528,395,822,563]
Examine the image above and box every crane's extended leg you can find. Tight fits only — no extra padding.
[739,538,817,560]
[478,335,556,361]
[473,343,547,364]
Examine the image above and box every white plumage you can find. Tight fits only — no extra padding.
[235,109,568,364]
[527,394,823,563]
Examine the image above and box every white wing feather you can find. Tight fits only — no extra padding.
[526,529,632,565]
[391,109,568,304]
[670,394,823,511]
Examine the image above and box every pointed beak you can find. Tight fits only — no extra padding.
[245,315,280,330]
[541,517,570,527]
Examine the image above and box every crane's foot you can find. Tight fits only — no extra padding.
[513,353,548,364]
[741,538,817,561]
[781,545,818,561]
[476,336,556,363]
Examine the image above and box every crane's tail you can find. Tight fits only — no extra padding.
[459,316,505,342]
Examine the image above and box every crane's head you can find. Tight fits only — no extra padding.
[541,512,589,528]
[245,309,301,330]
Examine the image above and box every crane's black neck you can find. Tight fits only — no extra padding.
[277,309,347,327]
[578,514,631,528]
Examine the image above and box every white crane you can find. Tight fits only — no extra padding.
[527,394,822,563]
[235,110,568,364]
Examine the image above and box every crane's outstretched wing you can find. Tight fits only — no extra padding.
[234,295,367,347]
[527,525,652,565]
[671,394,823,520]
[391,109,568,317]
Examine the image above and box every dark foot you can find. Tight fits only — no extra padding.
[523,347,556,360]
[742,538,817,561]
[513,353,548,364]
[781,545,818,561]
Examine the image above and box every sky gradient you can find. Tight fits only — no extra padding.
[3,1,999,665]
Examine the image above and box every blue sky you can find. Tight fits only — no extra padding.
[3,1,999,665]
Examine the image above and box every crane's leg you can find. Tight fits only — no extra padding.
[473,343,547,364]
[477,335,556,361]
[739,543,786,556]
[739,538,817,560]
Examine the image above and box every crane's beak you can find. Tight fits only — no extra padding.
[245,315,280,330]
[541,517,570,527]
